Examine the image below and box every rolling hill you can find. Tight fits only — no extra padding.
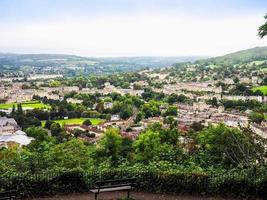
[196,46,267,65]
[0,53,201,76]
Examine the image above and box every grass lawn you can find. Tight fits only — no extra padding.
[41,118,104,127]
[252,85,267,95]
[0,101,50,109]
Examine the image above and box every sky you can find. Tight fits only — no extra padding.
[0,0,267,57]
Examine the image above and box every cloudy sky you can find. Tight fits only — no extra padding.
[0,0,266,57]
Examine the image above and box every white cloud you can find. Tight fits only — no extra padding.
[0,14,266,56]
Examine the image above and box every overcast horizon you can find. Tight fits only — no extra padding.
[0,0,267,57]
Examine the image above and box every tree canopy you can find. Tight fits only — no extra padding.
[259,14,267,38]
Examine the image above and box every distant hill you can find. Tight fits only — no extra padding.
[0,53,201,76]
[0,53,91,62]
[196,46,267,65]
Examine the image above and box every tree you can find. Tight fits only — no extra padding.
[249,112,265,124]
[83,119,92,126]
[167,93,178,104]
[50,123,62,137]
[190,121,204,132]
[158,127,180,146]
[26,126,49,141]
[133,130,162,163]
[11,105,16,116]
[210,97,218,107]
[25,117,41,128]
[17,103,23,115]
[135,112,144,123]
[44,120,54,129]
[121,137,133,160]
[49,80,61,87]
[141,101,160,118]
[163,106,178,116]
[51,139,94,170]
[72,128,84,137]
[96,128,122,165]
[262,77,267,85]
[233,77,240,84]
[258,14,267,38]
[96,102,104,113]
[119,104,133,119]
[196,124,258,167]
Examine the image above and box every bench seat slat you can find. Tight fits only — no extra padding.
[0,190,17,200]
[90,185,131,193]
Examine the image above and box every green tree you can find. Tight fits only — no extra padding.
[233,77,240,84]
[196,124,257,167]
[135,112,144,123]
[83,119,92,126]
[96,128,122,165]
[119,104,133,119]
[133,130,162,163]
[211,97,218,107]
[50,123,62,137]
[11,105,16,116]
[26,126,49,141]
[141,101,160,118]
[44,120,54,129]
[163,106,178,116]
[259,14,267,38]
[51,139,94,170]
[17,103,23,115]
[49,80,61,87]
[249,112,265,124]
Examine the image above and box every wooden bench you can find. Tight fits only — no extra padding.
[90,178,136,200]
[0,190,17,200]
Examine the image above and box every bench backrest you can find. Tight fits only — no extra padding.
[95,178,136,193]
[0,190,17,200]
[95,178,136,186]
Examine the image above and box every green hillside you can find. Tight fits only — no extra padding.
[197,46,267,65]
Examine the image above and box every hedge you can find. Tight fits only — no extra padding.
[0,168,267,198]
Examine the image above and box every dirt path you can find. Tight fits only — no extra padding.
[26,191,253,200]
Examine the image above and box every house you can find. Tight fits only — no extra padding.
[104,102,113,109]
[111,115,120,121]
[0,117,20,135]
[66,98,83,104]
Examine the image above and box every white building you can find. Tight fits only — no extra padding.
[0,117,20,135]
[0,130,34,148]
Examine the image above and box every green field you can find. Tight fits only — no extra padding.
[0,101,51,110]
[41,118,104,127]
[252,86,267,95]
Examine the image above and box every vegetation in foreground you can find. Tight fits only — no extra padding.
[1,122,267,198]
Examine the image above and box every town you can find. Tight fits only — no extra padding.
[1,52,266,148]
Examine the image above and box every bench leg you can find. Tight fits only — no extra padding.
[95,193,98,200]
[127,190,130,198]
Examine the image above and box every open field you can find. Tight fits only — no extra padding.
[252,85,267,95]
[0,101,51,109]
[41,118,104,127]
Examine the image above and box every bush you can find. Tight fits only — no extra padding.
[83,119,92,126]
